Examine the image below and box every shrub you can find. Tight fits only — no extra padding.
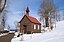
[10,29,17,32]
[0,30,9,33]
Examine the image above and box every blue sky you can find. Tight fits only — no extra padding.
[5,0,64,29]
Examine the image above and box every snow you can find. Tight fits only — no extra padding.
[4,28,9,31]
[14,32,20,38]
[11,21,64,42]
[0,33,8,36]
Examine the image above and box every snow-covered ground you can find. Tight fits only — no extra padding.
[11,21,64,42]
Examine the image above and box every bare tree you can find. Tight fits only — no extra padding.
[1,15,5,30]
[8,25,10,31]
[39,0,56,28]
[0,0,7,31]
[63,10,64,20]
[0,0,7,13]
[14,21,20,32]
[58,12,60,21]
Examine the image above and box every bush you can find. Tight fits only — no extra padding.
[0,30,9,33]
[10,29,17,32]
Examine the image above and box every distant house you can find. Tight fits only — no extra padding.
[19,7,41,34]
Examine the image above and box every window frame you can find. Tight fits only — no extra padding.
[34,24,36,29]
[38,25,39,30]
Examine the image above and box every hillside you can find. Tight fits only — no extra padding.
[11,21,64,42]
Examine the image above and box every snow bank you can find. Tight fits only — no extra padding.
[0,33,8,36]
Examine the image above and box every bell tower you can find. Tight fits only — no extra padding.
[25,7,30,16]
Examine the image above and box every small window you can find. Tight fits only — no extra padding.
[34,24,36,29]
[38,25,39,30]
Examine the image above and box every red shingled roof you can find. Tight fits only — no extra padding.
[26,15,41,24]
[19,15,41,24]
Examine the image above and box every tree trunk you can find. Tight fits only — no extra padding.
[45,17,49,27]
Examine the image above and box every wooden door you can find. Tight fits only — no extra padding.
[23,25,27,33]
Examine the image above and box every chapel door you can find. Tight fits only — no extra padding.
[23,25,27,33]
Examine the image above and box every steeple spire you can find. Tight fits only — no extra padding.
[26,7,30,16]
